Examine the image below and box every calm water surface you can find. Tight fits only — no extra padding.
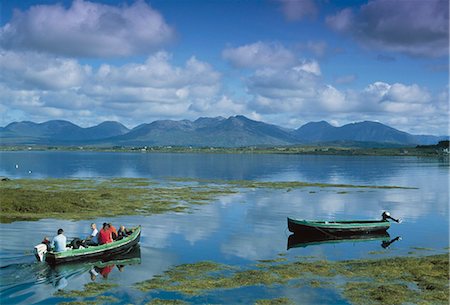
[0,151,448,304]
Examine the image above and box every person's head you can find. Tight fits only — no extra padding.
[120,225,125,231]
[108,223,114,228]
[91,223,96,230]
[103,223,109,230]
[57,228,64,235]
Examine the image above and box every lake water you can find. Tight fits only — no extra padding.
[0,151,448,304]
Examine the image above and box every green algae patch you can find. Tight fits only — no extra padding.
[343,282,416,305]
[410,247,433,251]
[168,177,416,190]
[58,301,98,305]
[0,178,237,222]
[257,258,288,264]
[55,282,118,298]
[135,254,449,304]
[146,299,189,305]
[57,295,118,305]
[255,297,294,305]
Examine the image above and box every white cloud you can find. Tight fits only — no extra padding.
[0,51,222,126]
[243,60,447,134]
[222,42,297,69]
[0,50,91,90]
[385,83,431,104]
[293,60,321,76]
[0,0,174,57]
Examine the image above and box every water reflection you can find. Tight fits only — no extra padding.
[0,246,141,305]
[287,232,401,250]
[52,245,141,281]
[0,152,447,304]
[1,151,447,186]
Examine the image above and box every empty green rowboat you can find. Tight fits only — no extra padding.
[287,212,400,235]
[287,217,390,234]
[41,226,141,265]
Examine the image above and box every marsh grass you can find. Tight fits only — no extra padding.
[0,178,236,222]
[135,254,449,305]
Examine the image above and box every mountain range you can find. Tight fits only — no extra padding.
[0,115,446,147]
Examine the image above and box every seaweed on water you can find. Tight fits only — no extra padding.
[254,297,294,305]
[54,282,118,298]
[134,254,449,305]
[146,299,189,305]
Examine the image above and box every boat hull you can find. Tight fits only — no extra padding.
[45,226,141,265]
[287,217,390,235]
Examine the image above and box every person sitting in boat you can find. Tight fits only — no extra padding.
[41,236,51,251]
[51,228,67,252]
[85,223,99,246]
[98,223,113,245]
[109,223,118,240]
[117,225,131,239]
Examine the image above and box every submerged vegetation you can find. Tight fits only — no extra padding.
[0,177,415,223]
[134,254,449,305]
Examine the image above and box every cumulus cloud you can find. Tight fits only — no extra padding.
[276,0,317,21]
[0,51,222,126]
[0,0,174,57]
[222,42,297,69]
[243,57,447,134]
[0,50,91,90]
[326,0,449,57]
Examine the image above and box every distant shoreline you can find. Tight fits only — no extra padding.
[0,144,448,157]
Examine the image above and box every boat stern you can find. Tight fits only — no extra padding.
[34,244,47,262]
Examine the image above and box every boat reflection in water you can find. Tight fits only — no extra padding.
[287,232,401,250]
[44,245,141,288]
[0,246,142,304]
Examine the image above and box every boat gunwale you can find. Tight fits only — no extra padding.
[287,217,390,228]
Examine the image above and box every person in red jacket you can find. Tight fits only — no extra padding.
[98,223,112,245]
[109,223,118,240]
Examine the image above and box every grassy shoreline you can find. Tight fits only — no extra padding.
[0,178,415,223]
[1,145,448,157]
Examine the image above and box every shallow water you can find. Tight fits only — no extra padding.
[0,151,448,304]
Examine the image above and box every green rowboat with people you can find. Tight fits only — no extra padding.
[35,226,141,265]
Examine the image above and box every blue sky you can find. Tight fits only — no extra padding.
[0,0,448,135]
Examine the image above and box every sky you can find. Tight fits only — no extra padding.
[0,0,448,135]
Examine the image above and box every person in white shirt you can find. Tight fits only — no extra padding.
[86,223,98,246]
[51,228,67,252]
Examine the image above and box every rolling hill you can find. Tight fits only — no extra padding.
[0,116,445,147]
